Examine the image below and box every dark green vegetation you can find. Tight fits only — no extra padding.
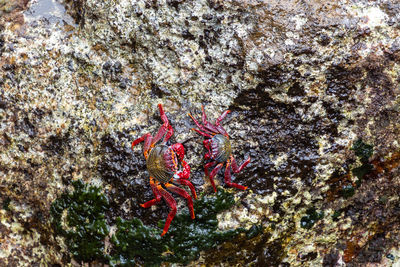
[352,163,373,180]
[332,210,342,221]
[51,181,256,266]
[246,224,264,239]
[50,180,110,262]
[339,184,355,199]
[110,218,165,266]
[351,139,373,162]
[2,197,11,211]
[351,139,374,181]
[110,188,247,266]
[350,139,374,189]
[328,139,374,200]
[300,207,324,229]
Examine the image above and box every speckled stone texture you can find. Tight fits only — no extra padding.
[1,0,400,265]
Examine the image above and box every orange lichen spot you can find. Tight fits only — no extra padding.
[64,24,75,32]
[343,240,358,262]
[371,152,400,174]
[326,173,353,201]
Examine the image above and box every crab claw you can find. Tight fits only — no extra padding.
[171,143,185,161]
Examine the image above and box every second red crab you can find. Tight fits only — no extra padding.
[189,105,251,192]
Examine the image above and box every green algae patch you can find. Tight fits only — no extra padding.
[351,139,373,163]
[51,181,249,266]
[110,217,165,266]
[332,210,342,221]
[340,184,355,198]
[110,188,246,266]
[50,180,110,263]
[246,224,264,239]
[2,197,11,211]
[327,139,374,201]
[300,207,324,229]
[352,163,373,180]
[351,139,374,181]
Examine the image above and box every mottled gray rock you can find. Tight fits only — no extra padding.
[1,0,400,266]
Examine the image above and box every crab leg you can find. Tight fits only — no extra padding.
[213,108,230,136]
[231,156,251,173]
[204,161,216,177]
[201,105,220,134]
[174,178,197,199]
[188,112,215,137]
[209,163,224,192]
[203,139,212,152]
[170,143,185,161]
[188,112,206,130]
[199,105,229,136]
[132,133,150,148]
[132,133,153,158]
[166,183,195,219]
[224,161,247,190]
[203,139,213,160]
[215,125,229,137]
[140,178,162,208]
[216,110,230,125]
[159,187,177,236]
[171,159,197,198]
[192,128,213,138]
[152,104,174,145]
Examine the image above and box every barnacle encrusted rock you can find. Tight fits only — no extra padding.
[1,0,400,265]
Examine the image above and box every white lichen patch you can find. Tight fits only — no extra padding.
[217,205,263,230]
[271,153,289,170]
[345,3,398,60]
[292,15,308,31]
[217,191,277,231]
[352,6,388,29]
[256,191,278,205]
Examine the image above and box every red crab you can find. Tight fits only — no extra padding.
[132,104,197,236]
[188,105,251,192]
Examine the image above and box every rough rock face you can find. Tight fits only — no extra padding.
[1,0,400,266]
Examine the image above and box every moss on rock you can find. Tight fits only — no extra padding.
[50,180,110,263]
[351,139,374,163]
[51,181,254,265]
[300,207,324,229]
[111,188,247,266]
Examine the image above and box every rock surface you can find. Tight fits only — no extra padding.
[1,0,400,266]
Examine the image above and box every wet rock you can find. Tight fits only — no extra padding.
[1,0,400,266]
[118,78,129,89]
[113,61,122,73]
[323,250,339,267]
[0,100,6,109]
